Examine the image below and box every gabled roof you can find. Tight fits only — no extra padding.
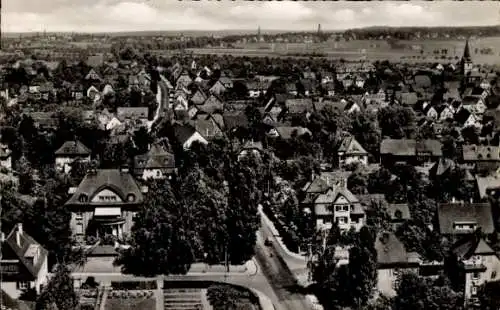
[437,202,494,235]
[193,118,223,139]
[430,158,456,177]
[375,232,417,268]
[302,171,352,195]
[476,174,500,199]
[452,233,495,260]
[2,224,49,280]
[65,169,144,206]
[55,140,91,156]
[172,123,198,145]
[134,144,175,173]
[338,136,368,155]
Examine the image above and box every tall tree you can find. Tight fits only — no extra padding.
[36,264,78,310]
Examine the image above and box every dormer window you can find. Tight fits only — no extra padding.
[478,154,483,159]
[127,194,136,202]
[394,210,403,219]
[79,194,88,203]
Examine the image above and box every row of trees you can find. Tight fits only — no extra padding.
[115,138,265,276]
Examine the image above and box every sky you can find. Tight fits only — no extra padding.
[3,0,500,33]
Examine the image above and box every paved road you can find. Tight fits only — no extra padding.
[255,232,312,310]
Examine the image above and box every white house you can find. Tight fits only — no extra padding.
[337,136,369,167]
[1,223,49,299]
[312,182,365,232]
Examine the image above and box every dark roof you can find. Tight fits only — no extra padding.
[172,123,197,144]
[451,233,495,260]
[223,112,249,130]
[454,108,472,125]
[380,139,442,157]
[134,144,175,174]
[54,140,91,156]
[375,232,417,268]
[65,169,144,206]
[430,158,456,177]
[437,202,494,235]
[2,224,49,280]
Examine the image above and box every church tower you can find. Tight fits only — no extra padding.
[461,38,473,76]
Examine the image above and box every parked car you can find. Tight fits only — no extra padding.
[264,238,273,246]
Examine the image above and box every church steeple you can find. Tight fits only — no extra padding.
[463,38,471,61]
[461,38,473,78]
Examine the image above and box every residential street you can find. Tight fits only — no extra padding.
[255,232,312,310]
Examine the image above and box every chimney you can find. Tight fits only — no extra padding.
[16,223,23,247]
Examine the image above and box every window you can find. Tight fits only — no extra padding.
[127,194,136,202]
[99,196,117,202]
[335,206,342,212]
[75,223,83,235]
[78,194,88,203]
[342,205,349,212]
[337,217,347,224]
[76,212,83,220]
[472,272,480,280]
[471,286,478,296]
[156,171,161,177]
[491,271,497,279]
[17,281,29,290]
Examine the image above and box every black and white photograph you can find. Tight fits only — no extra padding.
[0,1,500,309]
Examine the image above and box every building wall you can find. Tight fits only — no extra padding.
[340,154,368,167]
[377,269,397,297]
[55,155,91,173]
[34,256,49,294]
[463,254,500,303]
[0,156,12,170]
[143,168,167,180]
[377,268,418,297]
[2,281,20,299]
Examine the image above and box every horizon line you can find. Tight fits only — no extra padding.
[3,24,500,35]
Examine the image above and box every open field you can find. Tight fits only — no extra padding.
[186,37,500,65]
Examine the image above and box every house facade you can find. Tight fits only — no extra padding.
[65,168,147,243]
[311,181,365,232]
[133,143,176,180]
[376,232,421,297]
[1,223,49,299]
[337,136,369,167]
[54,140,91,173]
[448,233,500,307]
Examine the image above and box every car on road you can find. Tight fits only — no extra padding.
[264,238,273,246]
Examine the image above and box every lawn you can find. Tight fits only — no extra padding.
[104,298,156,310]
